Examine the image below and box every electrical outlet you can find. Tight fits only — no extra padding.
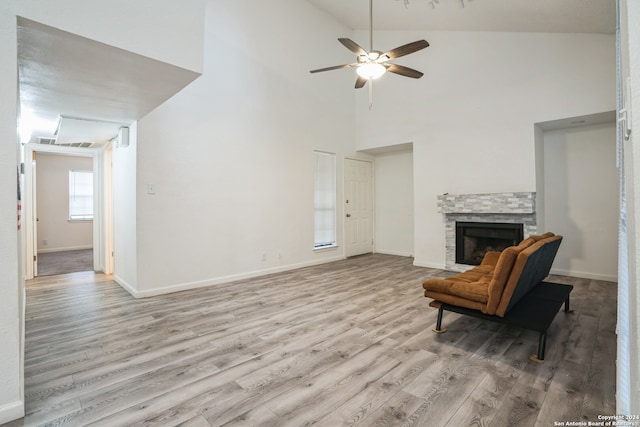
[42,239,48,246]
[262,252,267,261]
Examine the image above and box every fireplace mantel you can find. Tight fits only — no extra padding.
[437,192,535,214]
[438,192,537,271]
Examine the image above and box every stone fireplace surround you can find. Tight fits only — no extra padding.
[437,192,537,272]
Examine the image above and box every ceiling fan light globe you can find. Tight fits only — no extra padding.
[356,62,386,79]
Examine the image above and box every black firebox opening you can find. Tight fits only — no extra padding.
[455,222,524,266]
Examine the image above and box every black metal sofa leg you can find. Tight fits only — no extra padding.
[565,295,573,313]
[432,306,447,333]
[530,331,547,364]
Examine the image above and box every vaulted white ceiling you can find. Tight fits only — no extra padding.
[17,18,200,147]
[307,0,616,34]
[17,1,616,148]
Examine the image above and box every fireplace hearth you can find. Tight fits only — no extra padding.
[455,222,524,266]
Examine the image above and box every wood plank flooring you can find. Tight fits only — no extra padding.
[6,254,616,426]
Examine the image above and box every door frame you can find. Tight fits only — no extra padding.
[23,142,114,279]
[344,157,375,257]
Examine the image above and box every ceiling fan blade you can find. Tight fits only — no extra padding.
[310,63,356,73]
[382,40,429,60]
[385,63,424,79]
[338,38,368,56]
[355,75,368,89]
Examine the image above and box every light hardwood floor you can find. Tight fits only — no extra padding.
[6,254,616,426]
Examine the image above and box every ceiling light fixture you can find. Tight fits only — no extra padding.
[356,62,386,80]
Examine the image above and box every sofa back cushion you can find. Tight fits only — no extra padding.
[494,235,563,316]
[483,233,553,315]
[484,246,519,315]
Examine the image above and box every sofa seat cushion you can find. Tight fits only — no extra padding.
[423,275,490,303]
[422,290,486,312]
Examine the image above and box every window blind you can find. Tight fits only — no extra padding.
[314,151,336,248]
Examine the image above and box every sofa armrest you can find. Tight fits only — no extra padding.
[481,251,501,266]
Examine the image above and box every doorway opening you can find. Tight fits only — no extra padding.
[23,143,113,279]
[35,152,95,276]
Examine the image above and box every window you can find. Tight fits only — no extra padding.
[314,151,336,248]
[69,170,93,220]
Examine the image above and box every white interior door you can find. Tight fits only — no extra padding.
[345,158,373,257]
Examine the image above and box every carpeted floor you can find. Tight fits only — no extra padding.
[37,249,93,276]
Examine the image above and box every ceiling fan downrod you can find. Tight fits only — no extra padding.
[369,0,374,52]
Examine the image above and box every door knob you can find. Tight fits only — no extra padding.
[346,214,351,218]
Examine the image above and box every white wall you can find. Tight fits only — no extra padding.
[543,123,618,281]
[0,2,23,423]
[374,148,414,257]
[352,31,615,269]
[131,0,358,295]
[36,153,93,253]
[112,123,138,292]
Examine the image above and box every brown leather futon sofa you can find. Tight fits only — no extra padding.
[422,232,570,362]
[423,232,563,317]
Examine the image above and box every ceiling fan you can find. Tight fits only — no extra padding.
[310,0,430,89]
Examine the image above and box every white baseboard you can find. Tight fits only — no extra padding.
[118,255,347,299]
[113,275,138,297]
[413,260,446,270]
[375,249,413,257]
[0,400,24,424]
[549,268,617,283]
[38,245,93,254]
